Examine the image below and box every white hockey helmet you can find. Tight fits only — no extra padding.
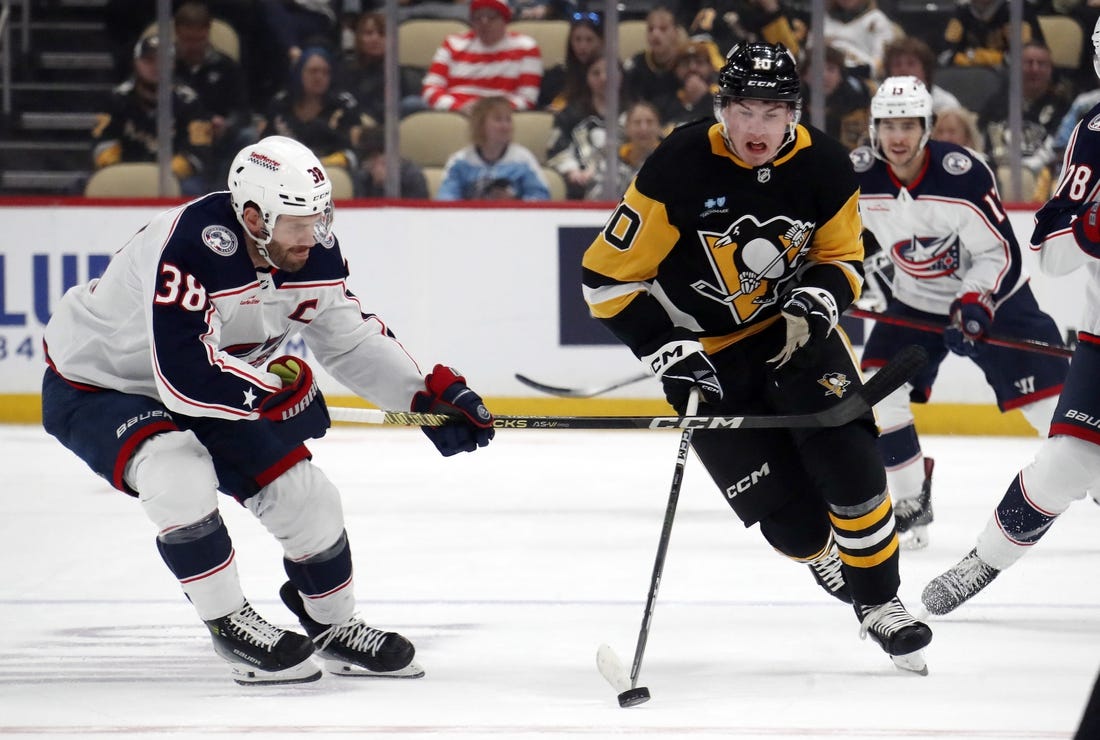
[228,136,333,255]
[868,76,933,160]
[1093,16,1100,80]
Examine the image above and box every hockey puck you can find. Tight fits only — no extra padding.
[617,686,651,707]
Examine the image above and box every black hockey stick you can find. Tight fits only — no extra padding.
[596,388,701,708]
[847,307,1073,359]
[330,344,927,430]
[513,370,650,398]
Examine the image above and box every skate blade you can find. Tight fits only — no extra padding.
[324,658,425,678]
[228,660,322,686]
[890,650,928,676]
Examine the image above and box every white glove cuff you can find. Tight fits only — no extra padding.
[789,287,839,332]
[641,339,705,378]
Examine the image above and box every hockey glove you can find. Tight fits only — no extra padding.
[411,364,494,457]
[1072,201,1100,258]
[944,292,994,357]
[258,355,331,442]
[769,287,838,371]
[641,331,723,413]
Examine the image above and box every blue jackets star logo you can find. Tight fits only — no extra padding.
[243,387,257,408]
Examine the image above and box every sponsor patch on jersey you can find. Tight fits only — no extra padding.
[202,225,238,256]
[849,146,874,173]
[1088,114,1100,132]
[699,195,729,218]
[942,151,972,175]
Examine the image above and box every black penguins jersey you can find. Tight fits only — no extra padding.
[582,119,864,357]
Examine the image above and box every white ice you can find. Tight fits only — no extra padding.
[2,424,1098,739]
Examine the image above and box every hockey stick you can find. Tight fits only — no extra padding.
[513,370,650,398]
[847,307,1073,359]
[330,344,925,430]
[596,388,701,708]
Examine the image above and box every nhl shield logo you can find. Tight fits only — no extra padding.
[757,168,772,183]
[202,225,238,256]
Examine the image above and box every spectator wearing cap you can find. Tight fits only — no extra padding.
[91,35,214,195]
[421,0,543,113]
[661,39,720,130]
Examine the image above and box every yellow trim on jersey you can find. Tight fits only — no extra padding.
[582,181,681,320]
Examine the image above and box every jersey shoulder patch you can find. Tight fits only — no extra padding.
[941,150,973,176]
[849,145,875,173]
[1088,113,1100,132]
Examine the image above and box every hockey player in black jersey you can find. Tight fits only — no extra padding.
[582,42,932,674]
[41,136,494,685]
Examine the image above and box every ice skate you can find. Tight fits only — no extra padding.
[895,457,934,550]
[280,582,424,678]
[205,601,321,685]
[856,597,932,676]
[807,535,852,603]
[921,548,1000,616]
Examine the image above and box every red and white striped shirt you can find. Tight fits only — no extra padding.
[421,30,543,111]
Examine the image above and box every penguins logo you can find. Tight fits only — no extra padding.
[818,372,850,398]
[691,215,814,323]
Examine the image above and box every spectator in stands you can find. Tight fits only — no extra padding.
[251,1,350,102]
[538,11,605,111]
[91,36,214,195]
[661,39,720,129]
[623,6,689,116]
[341,11,427,126]
[821,0,901,79]
[354,126,430,198]
[1024,84,1100,181]
[802,45,871,151]
[677,0,805,59]
[259,46,364,172]
[173,2,255,190]
[546,56,620,199]
[882,36,961,113]
[980,41,1071,199]
[436,96,551,200]
[620,99,663,181]
[940,0,1044,68]
[421,0,543,113]
[931,106,986,160]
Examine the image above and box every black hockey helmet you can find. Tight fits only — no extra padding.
[716,42,801,105]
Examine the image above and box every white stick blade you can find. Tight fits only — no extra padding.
[596,643,632,693]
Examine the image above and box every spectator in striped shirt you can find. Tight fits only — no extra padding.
[421,0,544,113]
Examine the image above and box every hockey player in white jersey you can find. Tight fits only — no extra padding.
[852,76,1069,549]
[922,18,1100,615]
[41,136,495,684]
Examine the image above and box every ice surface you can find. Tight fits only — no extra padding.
[2,425,1097,739]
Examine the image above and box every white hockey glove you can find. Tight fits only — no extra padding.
[769,287,839,370]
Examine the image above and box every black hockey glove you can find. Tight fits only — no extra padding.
[259,355,331,442]
[412,364,495,457]
[641,331,723,413]
[944,292,993,357]
[769,287,838,372]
